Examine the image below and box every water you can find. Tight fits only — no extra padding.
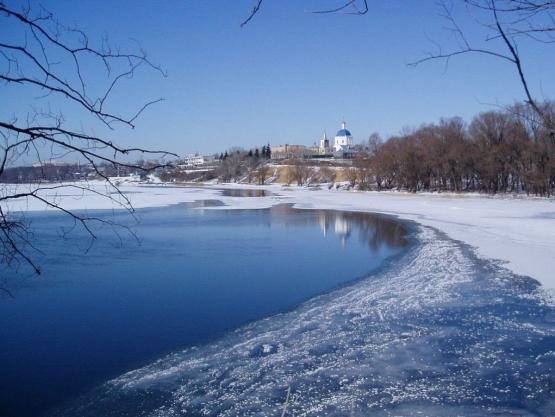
[218,188,270,197]
[50,227,555,417]
[0,203,407,417]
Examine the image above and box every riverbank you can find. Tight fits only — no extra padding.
[53,220,555,417]
[3,181,555,292]
[3,181,555,416]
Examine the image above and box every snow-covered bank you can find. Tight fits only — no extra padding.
[7,181,552,416]
[285,187,555,292]
[3,181,555,290]
[53,226,555,417]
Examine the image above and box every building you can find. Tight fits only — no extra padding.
[333,121,353,152]
[319,131,331,155]
[182,154,205,167]
[271,120,355,160]
[270,144,311,160]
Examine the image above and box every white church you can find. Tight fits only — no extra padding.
[319,121,354,156]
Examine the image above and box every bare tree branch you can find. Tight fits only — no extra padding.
[240,0,369,27]
[410,0,554,133]
[241,0,264,27]
[0,1,175,274]
[311,0,368,15]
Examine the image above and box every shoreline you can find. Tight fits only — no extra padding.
[2,181,555,291]
[54,223,555,417]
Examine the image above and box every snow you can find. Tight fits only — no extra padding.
[10,180,552,416]
[288,189,555,292]
[54,226,555,416]
[3,181,555,291]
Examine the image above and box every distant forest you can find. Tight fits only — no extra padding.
[356,102,555,196]
[0,163,138,184]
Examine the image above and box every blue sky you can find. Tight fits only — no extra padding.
[3,0,554,156]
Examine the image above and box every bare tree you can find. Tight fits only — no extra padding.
[367,132,383,157]
[354,155,373,190]
[0,2,176,274]
[411,0,555,134]
[359,104,554,195]
[240,0,368,27]
[241,1,553,135]
[318,166,337,183]
[217,149,257,183]
[286,159,314,186]
[344,167,358,188]
[255,164,271,185]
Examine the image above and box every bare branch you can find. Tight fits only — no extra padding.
[0,2,174,275]
[240,0,369,27]
[312,0,369,15]
[241,0,264,27]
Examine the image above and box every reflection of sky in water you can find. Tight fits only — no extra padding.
[0,204,407,417]
[50,229,555,417]
[6,204,554,417]
[51,226,555,417]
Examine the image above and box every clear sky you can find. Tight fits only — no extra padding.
[3,0,555,156]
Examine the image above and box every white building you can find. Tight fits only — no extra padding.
[333,121,353,152]
[182,154,205,167]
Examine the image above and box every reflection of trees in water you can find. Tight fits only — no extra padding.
[1,205,408,296]
[189,200,226,208]
[268,205,407,251]
[219,189,268,197]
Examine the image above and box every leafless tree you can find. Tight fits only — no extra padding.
[0,2,176,274]
[354,155,373,190]
[367,132,383,157]
[344,167,358,188]
[286,159,314,186]
[217,151,247,182]
[364,104,554,195]
[255,164,271,185]
[318,166,337,183]
[240,0,368,27]
[241,1,553,135]
[411,0,555,134]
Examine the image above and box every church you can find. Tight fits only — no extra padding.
[319,121,354,157]
[272,120,355,160]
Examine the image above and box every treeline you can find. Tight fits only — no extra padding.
[356,102,555,196]
[216,146,272,184]
[0,161,151,183]
[158,169,216,183]
[0,163,93,183]
[218,144,271,161]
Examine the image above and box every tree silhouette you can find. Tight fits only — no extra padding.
[0,2,176,274]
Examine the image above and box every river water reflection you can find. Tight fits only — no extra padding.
[0,203,408,417]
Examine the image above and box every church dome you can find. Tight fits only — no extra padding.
[335,128,352,137]
[335,121,352,137]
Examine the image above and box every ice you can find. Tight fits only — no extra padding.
[5,181,555,414]
[52,226,555,417]
[4,182,555,291]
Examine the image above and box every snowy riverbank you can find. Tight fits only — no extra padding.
[3,181,555,291]
[5,181,554,416]
[53,209,555,417]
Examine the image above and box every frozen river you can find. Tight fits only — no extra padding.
[0,202,408,417]
[51,222,555,417]
[1,185,554,416]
